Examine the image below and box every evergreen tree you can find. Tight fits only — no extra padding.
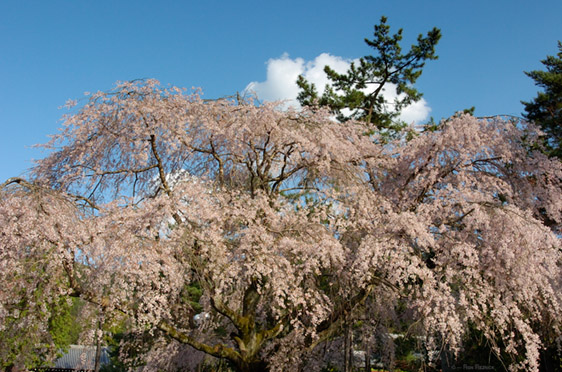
[523,41,562,158]
[297,16,441,136]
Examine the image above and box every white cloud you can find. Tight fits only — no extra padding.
[245,53,431,124]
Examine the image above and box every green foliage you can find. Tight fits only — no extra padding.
[184,281,203,314]
[47,297,83,352]
[100,332,130,372]
[98,315,129,372]
[393,336,422,371]
[522,41,562,158]
[297,16,441,137]
[0,297,82,370]
[0,256,81,369]
[0,313,48,370]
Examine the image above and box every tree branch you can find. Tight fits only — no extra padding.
[158,320,242,361]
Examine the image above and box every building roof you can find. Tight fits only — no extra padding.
[41,345,110,371]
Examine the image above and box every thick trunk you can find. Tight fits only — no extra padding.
[344,323,353,372]
[237,359,269,372]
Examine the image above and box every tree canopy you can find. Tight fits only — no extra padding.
[0,80,561,372]
[297,16,441,135]
[523,41,562,158]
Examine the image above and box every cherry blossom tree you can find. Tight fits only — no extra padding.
[1,80,560,372]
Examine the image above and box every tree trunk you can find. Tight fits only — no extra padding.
[364,337,371,372]
[94,317,103,372]
[344,323,353,372]
[237,360,269,372]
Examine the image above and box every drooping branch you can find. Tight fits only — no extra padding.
[312,275,397,350]
[1,177,99,211]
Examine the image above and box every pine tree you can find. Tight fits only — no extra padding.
[523,41,562,158]
[297,16,441,136]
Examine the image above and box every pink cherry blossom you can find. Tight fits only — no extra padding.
[1,80,560,372]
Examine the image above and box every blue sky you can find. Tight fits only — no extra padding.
[1,0,561,181]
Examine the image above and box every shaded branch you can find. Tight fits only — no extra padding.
[158,320,242,361]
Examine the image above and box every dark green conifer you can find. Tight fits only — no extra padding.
[297,16,441,136]
[523,41,562,158]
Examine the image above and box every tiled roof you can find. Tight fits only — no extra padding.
[52,345,110,371]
